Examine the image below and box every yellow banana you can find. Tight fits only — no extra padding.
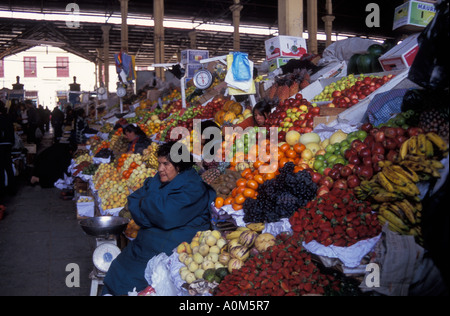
[392,164,420,183]
[387,203,408,223]
[379,208,410,231]
[428,159,444,170]
[389,165,417,186]
[425,139,435,158]
[417,133,427,156]
[226,230,244,240]
[408,136,418,155]
[399,139,410,161]
[377,215,406,234]
[426,132,448,153]
[376,172,395,192]
[395,200,416,225]
[382,166,407,187]
[373,191,404,203]
[393,182,420,197]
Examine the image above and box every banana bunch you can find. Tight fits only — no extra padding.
[400,132,448,161]
[377,199,423,245]
[142,142,160,169]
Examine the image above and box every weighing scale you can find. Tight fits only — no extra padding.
[79,216,129,296]
[193,69,214,90]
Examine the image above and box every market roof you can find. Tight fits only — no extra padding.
[0,0,405,66]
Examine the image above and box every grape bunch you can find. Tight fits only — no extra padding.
[243,162,318,223]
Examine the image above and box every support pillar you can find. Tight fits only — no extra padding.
[307,0,318,54]
[96,48,103,88]
[188,31,197,49]
[119,0,129,53]
[230,0,243,52]
[278,0,303,37]
[154,0,165,80]
[322,0,335,48]
[101,24,111,93]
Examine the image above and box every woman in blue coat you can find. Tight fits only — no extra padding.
[102,141,216,296]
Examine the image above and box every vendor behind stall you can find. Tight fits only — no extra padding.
[232,99,273,130]
[102,141,216,296]
[123,124,152,155]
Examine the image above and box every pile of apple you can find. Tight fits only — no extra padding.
[314,122,423,197]
[265,93,321,142]
[314,74,395,109]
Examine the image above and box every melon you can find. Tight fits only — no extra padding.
[285,130,301,146]
[299,132,321,145]
[306,143,321,155]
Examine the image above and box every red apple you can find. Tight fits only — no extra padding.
[347,175,361,189]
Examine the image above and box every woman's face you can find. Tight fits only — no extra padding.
[124,131,137,142]
[158,156,179,183]
[254,110,266,126]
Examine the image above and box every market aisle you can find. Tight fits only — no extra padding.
[0,134,95,296]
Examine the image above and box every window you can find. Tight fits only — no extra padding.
[0,59,4,78]
[24,56,37,77]
[56,57,69,77]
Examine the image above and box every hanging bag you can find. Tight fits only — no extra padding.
[232,52,251,82]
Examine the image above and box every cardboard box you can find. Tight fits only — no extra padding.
[181,49,210,64]
[185,63,204,78]
[268,58,299,72]
[379,33,420,72]
[393,0,436,32]
[265,36,308,61]
[314,115,337,128]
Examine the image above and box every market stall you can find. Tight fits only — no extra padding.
[61,6,449,296]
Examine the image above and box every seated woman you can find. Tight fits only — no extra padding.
[123,124,152,155]
[102,141,216,296]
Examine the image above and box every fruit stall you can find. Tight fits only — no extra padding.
[66,30,449,296]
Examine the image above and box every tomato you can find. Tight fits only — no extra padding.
[246,179,259,190]
[232,203,243,211]
[243,188,256,198]
[241,168,252,179]
[236,178,247,187]
[279,143,290,153]
[224,197,234,205]
[234,194,246,205]
[253,174,264,185]
[285,149,297,159]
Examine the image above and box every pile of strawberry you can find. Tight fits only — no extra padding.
[289,188,381,247]
[215,233,343,296]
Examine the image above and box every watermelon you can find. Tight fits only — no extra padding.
[347,54,361,75]
[369,54,383,73]
[367,44,385,57]
[356,54,373,74]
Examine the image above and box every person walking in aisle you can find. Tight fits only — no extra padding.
[51,106,64,143]
[0,101,16,196]
[25,100,38,144]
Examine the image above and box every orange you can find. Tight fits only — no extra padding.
[253,160,264,169]
[215,197,224,209]
[263,172,276,181]
[224,197,234,205]
[236,186,246,195]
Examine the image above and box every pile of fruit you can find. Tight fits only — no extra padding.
[215,232,359,296]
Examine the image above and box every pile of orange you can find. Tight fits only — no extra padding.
[214,142,311,211]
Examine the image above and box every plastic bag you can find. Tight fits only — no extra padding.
[144,252,178,296]
[408,0,449,90]
[232,52,251,82]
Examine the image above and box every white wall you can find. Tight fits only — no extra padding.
[0,46,116,110]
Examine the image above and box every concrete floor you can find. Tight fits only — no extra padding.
[0,132,96,296]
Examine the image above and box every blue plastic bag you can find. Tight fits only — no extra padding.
[232,52,251,81]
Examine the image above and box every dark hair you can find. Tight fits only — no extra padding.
[123,124,147,137]
[252,100,273,124]
[0,100,6,114]
[157,141,195,173]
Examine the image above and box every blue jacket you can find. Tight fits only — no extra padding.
[102,168,216,296]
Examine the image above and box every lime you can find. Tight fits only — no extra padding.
[325,144,335,153]
[313,160,324,171]
[340,145,350,156]
[356,130,367,141]
[327,154,338,164]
